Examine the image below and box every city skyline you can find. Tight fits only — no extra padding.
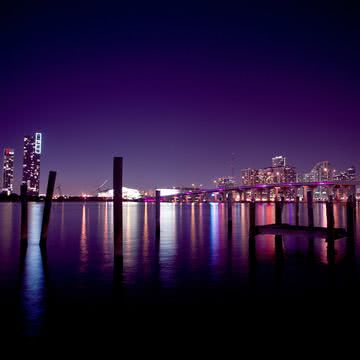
[1,133,357,195]
[1,2,359,194]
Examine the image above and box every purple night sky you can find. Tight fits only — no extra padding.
[1,1,359,194]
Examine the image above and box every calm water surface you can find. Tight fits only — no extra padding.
[0,201,359,336]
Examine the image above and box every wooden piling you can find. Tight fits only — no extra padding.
[249,200,256,236]
[156,190,160,236]
[275,199,282,225]
[20,184,28,245]
[113,157,123,259]
[347,194,355,237]
[307,190,314,228]
[227,191,232,228]
[326,195,334,232]
[295,196,300,226]
[39,171,57,248]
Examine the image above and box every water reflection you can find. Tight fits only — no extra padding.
[80,204,88,273]
[159,203,177,287]
[190,203,196,258]
[0,199,358,329]
[20,203,48,336]
[102,202,112,270]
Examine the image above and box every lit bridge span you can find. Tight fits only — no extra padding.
[149,180,360,202]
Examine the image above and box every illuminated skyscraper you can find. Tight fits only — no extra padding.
[2,148,14,194]
[22,132,42,196]
[272,155,286,167]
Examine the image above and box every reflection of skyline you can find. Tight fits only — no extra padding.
[143,202,149,258]
[159,203,177,286]
[80,204,88,273]
[0,199,356,327]
[21,203,47,336]
[102,202,112,269]
[190,203,196,258]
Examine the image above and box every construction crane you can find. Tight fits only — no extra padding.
[93,180,108,196]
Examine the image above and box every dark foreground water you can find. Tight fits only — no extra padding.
[1,201,360,339]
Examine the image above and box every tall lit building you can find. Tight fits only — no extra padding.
[22,132,42,196]
[2,148,14,194]
[333,165,356,181]
[347,166,356,180]
[241,168,258,185]
[214,176,236,189]
[272,155,286,168]
[304,161,332,182]
[241,161,296,186]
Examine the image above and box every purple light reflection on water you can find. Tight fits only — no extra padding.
[0,201,358,335]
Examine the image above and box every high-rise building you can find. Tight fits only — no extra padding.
[333,165,356,181]
[22,132,42,196]
[347,166,356,180]
[241,163,296,185]
[272,155,286,168]
[2,148,14,194]
[241,168,258,185]
[214,176,236,189]
[304,161,332,182]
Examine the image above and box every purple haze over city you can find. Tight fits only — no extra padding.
[1,1,359,194]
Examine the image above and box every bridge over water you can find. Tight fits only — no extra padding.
[153,180,360,202]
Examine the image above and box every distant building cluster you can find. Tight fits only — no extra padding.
[238,155,356,187]
[303,161,355,182]
[2,132,42,196]
[241,156,297,186]
[214,176,236,189]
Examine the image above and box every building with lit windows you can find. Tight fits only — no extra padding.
[241,168,258,185]
[214,176,236,189]
[97,187,141,200]
[272,155,286,168]
[241,157,296,186]
[303,161,333,182]
[333,166,356,181]
[2,148,14,194]
[22,132,42,196]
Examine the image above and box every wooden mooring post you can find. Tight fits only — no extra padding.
[249,200,256,236]
[20,184,28,245]
[326,195,334,232]
[113,157,123,261]
[156,190,160,237]
[295,196,300,226]
[275,198,282,225]
[307,190,314,228]
[40,171,57,248]
[227,191,232,228]
[347,194,356,237]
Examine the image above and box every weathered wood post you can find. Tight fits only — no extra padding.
[347,194,356,237]
[156,190,160,237]
[275,198,282,225]
[20,184,28,245]
[326,195,334,232]
[227,191,232,228]
[249,199,256,236]
[40,171,57,248]
[307,189,314,228]
[295,195,300,226]
[113,157,123,261]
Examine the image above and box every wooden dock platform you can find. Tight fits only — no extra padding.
[255,224,348,240]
